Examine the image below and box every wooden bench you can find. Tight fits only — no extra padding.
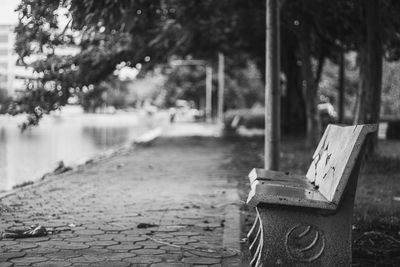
[246,124,377,266]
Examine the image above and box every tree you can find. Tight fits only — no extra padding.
[281,0,330,147]
[353,0,400,152]
[281,0,400,150]
[281,29,306,134]
[12,0,267,124]
[354,0,382,153]
[12,0,400,154]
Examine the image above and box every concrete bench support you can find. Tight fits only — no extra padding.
[246,124,377,266]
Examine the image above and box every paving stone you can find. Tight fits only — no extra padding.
[69,255,106,263]
[0,240,18,247]
[159,245,184,253]
[8,242,39,251]
[151,263,186,267]
[0,251,26,261]
[28,247,61,254]
[99,225,128,231]
[0,132,242,266]
[101,252,136,261]
[123,256,163,264]
[111,235,147,243]
[84,240,119,247]
[119,230,149,236]
[73,229,104,236]
[74,248,110,256]
[95,234,124,241]
[173,231,201,237]
[136,241,161,249]
[17,236,51,243]
[53,243,90,250]
[10,256,48,264]
[88,261,130,267]
[65,236,97,243]
[153,228,179,233]
[134,248,166,255]
[33,261,73,267]
[107,243,142,251]
[152,233,175,239]
[183,257,221,265]
[44,250,82,260]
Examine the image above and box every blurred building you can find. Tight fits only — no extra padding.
[0,24,35,98]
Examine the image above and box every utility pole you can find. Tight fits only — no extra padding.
[218,53,225,124]
[265,0,280,170]
[206,66,212,122]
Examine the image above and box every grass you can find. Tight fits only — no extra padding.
[229,136,400,266]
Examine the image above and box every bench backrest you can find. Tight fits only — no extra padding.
[305,124,377,204]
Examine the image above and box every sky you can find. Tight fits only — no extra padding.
[0,0,19,25]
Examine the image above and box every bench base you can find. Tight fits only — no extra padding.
[248,202,354,267]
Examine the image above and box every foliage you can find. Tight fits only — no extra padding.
[12,0,267,122]
[318,54,359,121]
[79,76,129,112]
[162,65,207,108]
[224,60,264,110]
[11,0,400,150]
[162,59,264,110]
[0,89,13,114]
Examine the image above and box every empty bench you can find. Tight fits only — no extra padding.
[246,124,377,266]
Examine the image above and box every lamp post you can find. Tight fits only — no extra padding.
[265,0,280,170]
[170,60,213,122]
[218,53,225,124]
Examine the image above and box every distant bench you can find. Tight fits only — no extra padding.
[246,124,377,266]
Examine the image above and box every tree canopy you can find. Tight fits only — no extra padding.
[11,0,400,149]
[13,0,268,124]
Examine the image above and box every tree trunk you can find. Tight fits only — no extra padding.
[315,48,326,86]
[281,29,306,134]
[354,0,382,154]
[338,51,345,123]
[299,21,321,148]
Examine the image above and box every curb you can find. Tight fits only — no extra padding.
[133,127,163,145]
[222,183,242,266]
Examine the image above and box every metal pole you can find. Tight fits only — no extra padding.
[218,53,225,124]
[206,66,212,122]
[338,51,345,123]
[265,0,280,170]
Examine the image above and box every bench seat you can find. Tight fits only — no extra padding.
[247,168,336,210]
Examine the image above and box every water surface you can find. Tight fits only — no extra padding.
[0,108,154,191]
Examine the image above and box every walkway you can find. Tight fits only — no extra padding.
[0,123,243,267]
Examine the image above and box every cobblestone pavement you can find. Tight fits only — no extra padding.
[0,125,244,267]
